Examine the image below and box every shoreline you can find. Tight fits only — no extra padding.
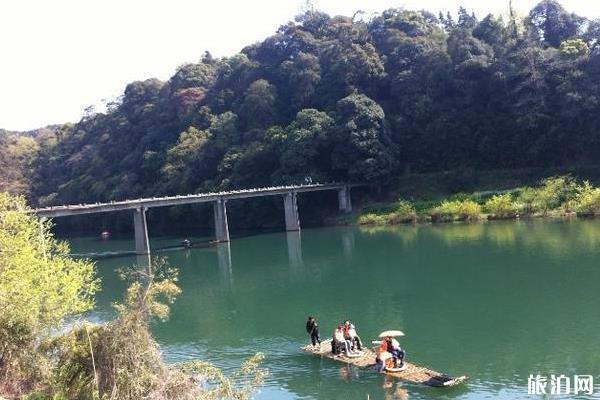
[331,176,600,228]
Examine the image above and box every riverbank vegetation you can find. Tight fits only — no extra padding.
[356,176,600,226]
[357,200,417,225]
[0,194,266,399]
[0,193,98,396]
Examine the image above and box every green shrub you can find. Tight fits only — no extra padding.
[484,194,519,219]
[358,200,417,225]
[357,213,386,225]
[386,200,417,223]
[429,200,481,222]
[49,260,183,400]
[572,181,600,216]
[0,193,98,394]
[458,200,482,221]
[429,201,459,222]
[539,176,579,211]
[49,260,267,400]
[517,186,539,215]
[517,176,579,215]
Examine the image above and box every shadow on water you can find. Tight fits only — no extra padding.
[68,228,285,261]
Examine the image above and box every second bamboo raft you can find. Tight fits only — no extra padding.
[302,339,467,387]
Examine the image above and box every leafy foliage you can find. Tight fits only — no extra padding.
[484,194,520,219]
[181,353,267,400]
[357,213,388,225]
[0,193,98,396]
[429,200,482,222]
[389,200,418,223]
[0,2,594,217]
[48,259,188,399]
[357,199,416,225]
[48,259,267,400]
[357,175,600,225]
[0,132,39,196]
[571,181,600,215]
[517,176,578,214]
[0,200,266,399]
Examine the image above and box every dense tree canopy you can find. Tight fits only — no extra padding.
[5,1,599,207]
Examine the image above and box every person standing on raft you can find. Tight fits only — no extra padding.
[306,316,321,347]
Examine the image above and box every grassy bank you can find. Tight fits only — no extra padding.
[344,176,600,227]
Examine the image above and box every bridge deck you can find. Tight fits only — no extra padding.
[32,183,356,218]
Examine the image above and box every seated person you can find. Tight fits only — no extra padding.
[332,325,354,355]
[390,337,406,368]
[375,337,394,373]
[343,320,363,351]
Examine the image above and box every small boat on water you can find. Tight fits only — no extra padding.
[302,338,467,387]
[182,239,218,248]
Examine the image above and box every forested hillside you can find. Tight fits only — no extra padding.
[0,130,40,196]
[17,1,600,206]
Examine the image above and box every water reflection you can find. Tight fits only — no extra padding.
[286,231,303,272]
[216,242,233,290]
[429,222,486,245]
[357,218,600,254]
[341,229,355,260]
[358,225,418,246]
[380,378,409,400]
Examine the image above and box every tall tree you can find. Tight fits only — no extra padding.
[528,0,585,48]
[331,93,395,182]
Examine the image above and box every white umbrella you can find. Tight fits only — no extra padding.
[378,330,405,338]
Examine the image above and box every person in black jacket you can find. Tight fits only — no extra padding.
[306,316,321,346]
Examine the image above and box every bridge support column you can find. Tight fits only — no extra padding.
[213,199,230,242]
[283,192,300,231]
[338,185,352,213]
[133,207,150,255]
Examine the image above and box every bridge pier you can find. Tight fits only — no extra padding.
[338,185,352,213]
[213,199,230,242]
[283,192,300,231]
[133,207,150,255]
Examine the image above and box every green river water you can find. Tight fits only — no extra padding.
[67,219,600,399]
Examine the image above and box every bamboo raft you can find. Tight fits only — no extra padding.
[302,339,467,387]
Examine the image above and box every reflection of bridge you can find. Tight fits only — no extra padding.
[32,184,356,254]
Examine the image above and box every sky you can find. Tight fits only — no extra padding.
[1,0,599,131]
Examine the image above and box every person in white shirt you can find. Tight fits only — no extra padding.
[343,320,363,351]
[333,325,354,355]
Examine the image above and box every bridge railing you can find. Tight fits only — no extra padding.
[30,183,360,253]
[31,183,361,216]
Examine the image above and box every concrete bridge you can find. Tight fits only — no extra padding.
[33,183,356,255]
